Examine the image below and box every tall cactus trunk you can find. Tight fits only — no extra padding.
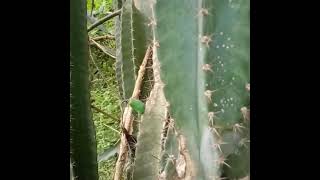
[115,0,250,179]
[70,0,98,178]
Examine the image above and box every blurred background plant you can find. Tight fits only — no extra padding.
[87,0,120,179]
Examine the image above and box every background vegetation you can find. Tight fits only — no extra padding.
[87,0,120,179]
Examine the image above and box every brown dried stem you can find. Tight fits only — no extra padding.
[114,45,152,180]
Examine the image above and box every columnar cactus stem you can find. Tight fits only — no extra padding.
[70,0,98,178]
[115,0,250,179]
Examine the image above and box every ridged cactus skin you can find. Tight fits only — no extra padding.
[70,0,98,178]
[116,0,250,179]
[114,0,124,101]
[132,83,167,180]
[115,0,149,102]
[151,0,249,179]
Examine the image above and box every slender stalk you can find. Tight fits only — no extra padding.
[87,9,121,32]
[91,104,119,122]
[90,0,94,16]
[90,39,116,59]
[89,46,105,79]
[91,34,115,41]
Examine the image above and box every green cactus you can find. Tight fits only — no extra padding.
[118,0,250,179]
[132,84,166,180]
[114,0,124,101]
[115,0,149,102]
[70,0,98,178]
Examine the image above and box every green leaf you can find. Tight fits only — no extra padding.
[129,98,145,114]
[97,142,120,163]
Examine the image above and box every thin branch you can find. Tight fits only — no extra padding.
[91,104,119,122]
[131,47,152,99]
[90,0,94,16]
[91,34,115,41]
[103,124,121,134]
[87,9,121,32]
[90,39,116,59]
[114,45,152,180]
[88,46,105,79]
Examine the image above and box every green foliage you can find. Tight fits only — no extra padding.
[87,0,115,36]
[86,0,121,180]
[129,98,145,114]
[89,41,121,180]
